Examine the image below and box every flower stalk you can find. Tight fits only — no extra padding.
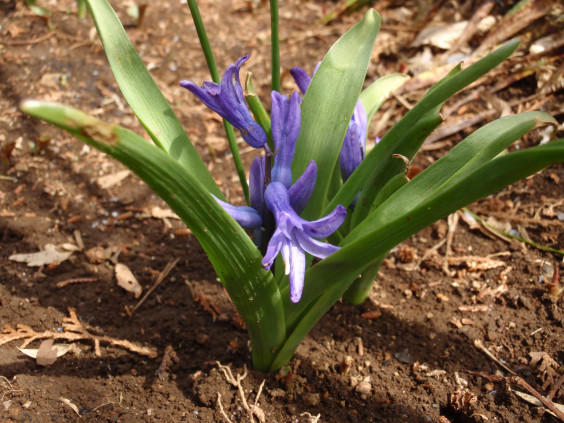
[186,0,249,203]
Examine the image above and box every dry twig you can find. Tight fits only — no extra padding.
[0,308,157,358]
[131,258,180,314]
[474,339,517,375]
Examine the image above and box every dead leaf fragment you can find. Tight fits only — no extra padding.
[115,263,142,298]
[151,206,180,220]
[361,310,382,320]
[59,397,80,416]
[97,170,130,189]
[9,243,78,267]
[458,304,489,312]
[450,388,478,411]
[18,339,74,366]
[412,21,469,49]
[39,73,65,89]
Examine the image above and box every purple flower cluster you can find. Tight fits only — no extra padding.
[290,64,368,183]
[181,55,355,303]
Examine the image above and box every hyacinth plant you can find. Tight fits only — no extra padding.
[21,0,564,372]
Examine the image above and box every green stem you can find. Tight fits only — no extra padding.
[342,255,385,304]
[187,0,249,204]
[77,0,87,19]
[270,0,281,92]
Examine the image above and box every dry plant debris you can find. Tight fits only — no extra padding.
[131,258,179,314]
[0,308,157,358]
[115,262,143,298]
[9,243,79,267]
[216,362,266,423]
[18,338,77,367]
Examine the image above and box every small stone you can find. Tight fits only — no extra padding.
[356,381,371,395]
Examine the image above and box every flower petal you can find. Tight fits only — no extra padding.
[271,91,301,188]
[339,100,368,182]
[288,237,306,303]
[302,205,347,238]
[180,55,266,148]
[288,160,317,214]
[295,230,340,259]
[262,230,283,269]
[289,66,311,95]
[249,156,265,215]
[339,120,364,182]
[212,195,263,229]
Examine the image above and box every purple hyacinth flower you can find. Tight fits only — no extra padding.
[180,54,267,149]
[290,65,368,182]
[271,91,301,188]
[339,100,368,182]
[262,182,346,303]
[212,195,263,229]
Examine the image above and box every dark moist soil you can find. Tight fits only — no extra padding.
[1,1,563,422]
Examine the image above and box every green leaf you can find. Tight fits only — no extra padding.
[84,0,221,198]
[348,111,557,240]
[324,38,521,216]
[77,0,87,19]
[24,0,52,17]
[349,109,443,227]
[20,100,285,371]
[359,73,409,122]
[292,9,381,220]
[272,138,564,370]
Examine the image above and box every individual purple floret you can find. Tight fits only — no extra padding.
[290,64,368,182]
[288,160,317,214]
[271,91,301,188]
[180,54,267,148]
[289,66,312,95]
[212,195,263,229]
[249,156,266,217]
[339,100,368,182]
[262,182,345,303]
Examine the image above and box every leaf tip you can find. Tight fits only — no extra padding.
[19,99,42,114]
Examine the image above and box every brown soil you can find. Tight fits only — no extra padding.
[1,1,563,422]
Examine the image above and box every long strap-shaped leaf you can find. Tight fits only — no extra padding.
[21,100,285,371]
[347,111,557,240]
[85,0,222,198]
[292,9,381,220]
[272,138,564,370]
[350,107,443,227]
[359,73,409,122]
[323,39,521,216]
